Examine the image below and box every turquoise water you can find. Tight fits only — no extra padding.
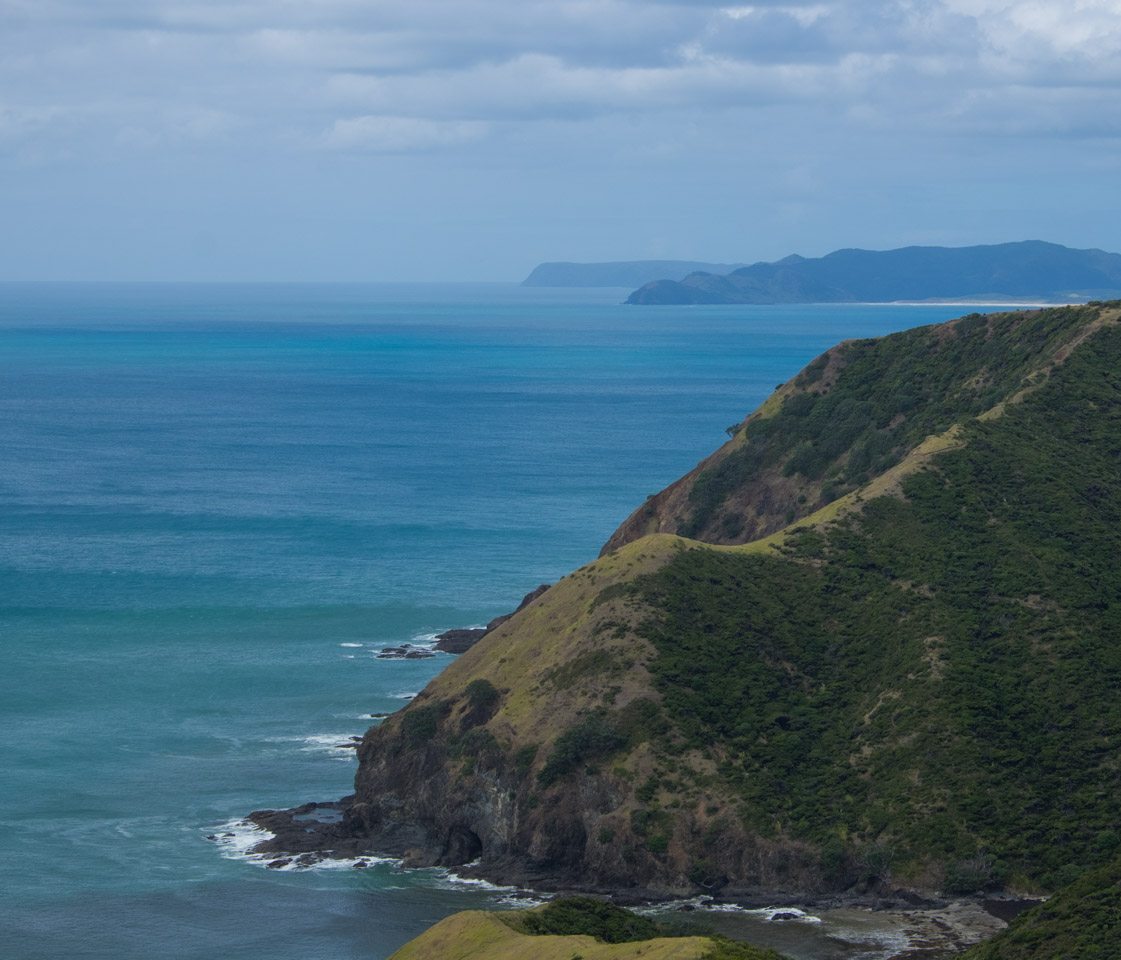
[0,284,974,959]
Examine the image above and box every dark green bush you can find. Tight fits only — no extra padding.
[537,713,627,787]
[401,701,449,749]
[519,897,662,943]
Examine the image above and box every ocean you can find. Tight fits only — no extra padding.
[0,283,977,960]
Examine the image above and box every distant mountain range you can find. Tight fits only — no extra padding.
[521,260,747,287]
[624,241,1121,304]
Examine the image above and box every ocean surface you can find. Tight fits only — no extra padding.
[0,283,977,960]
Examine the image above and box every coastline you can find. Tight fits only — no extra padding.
[227,801,1031,959]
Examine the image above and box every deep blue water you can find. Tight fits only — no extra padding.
[0,284,975,959]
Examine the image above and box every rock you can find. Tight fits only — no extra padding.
[432,629,487,654]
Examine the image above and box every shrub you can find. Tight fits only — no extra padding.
[537,714,627,787]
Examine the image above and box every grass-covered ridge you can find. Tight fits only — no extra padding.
[386,901,790,960]
[609,304,1119,550]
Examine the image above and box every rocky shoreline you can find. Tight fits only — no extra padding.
[238,799,1037,957]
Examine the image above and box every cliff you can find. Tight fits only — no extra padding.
[264,301,1121,907]
[625,242,1121,305]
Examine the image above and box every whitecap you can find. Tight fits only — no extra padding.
[639,898,820,921]
[206,819,400,872]
[492,892,551,909]
[263,733,361,759]
[391,691,418,700]
[747,906,823,923]
[207,818,276,862]
[427,867,517,893]
[339,643,363,648]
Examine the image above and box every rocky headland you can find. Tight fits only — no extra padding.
[246,301,1121,957]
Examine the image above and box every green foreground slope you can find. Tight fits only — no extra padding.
[345,302,1121,898]
[386,899,788,960]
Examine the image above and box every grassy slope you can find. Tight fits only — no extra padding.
[386,908,789,960]
[385,911,715,960]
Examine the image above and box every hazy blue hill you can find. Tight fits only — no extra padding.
[626,241,1121,304]
[522,260,746,287]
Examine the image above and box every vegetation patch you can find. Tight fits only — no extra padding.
[537,712,628,787]
[627,319,1121,888]
[401,701,450,750]
[514,897,666,943]
[959,856,1121,959]
[681,305,1110,539]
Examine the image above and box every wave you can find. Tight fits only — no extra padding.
[262,733,361,761]
[639,898,822,921]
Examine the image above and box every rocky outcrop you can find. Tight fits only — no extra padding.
[434,584,551,653]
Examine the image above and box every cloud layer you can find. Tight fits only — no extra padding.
[1,0,1119,278]
[6,0,1121,149]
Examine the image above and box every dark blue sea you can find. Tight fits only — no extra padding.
[0,284,976,959]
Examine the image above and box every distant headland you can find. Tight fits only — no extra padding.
[524,241,1121,305]
[521,260,748,288]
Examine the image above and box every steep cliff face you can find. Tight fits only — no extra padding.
[339,302,1121,899]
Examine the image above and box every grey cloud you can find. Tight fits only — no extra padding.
[3,0,1121,156]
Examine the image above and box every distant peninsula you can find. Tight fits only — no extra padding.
[624,241,1121,305]
[522,260,747,288]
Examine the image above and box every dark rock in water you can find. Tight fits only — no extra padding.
[434,584,551,654]
[247,799,391,864]
[432,629,487,654]
[377,644,435,659]
[770,912,802,921]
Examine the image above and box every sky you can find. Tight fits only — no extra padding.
[2,0,1120,281]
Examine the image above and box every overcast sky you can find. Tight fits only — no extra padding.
[2,0,1119,281]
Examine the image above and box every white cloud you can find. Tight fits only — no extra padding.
[324,114,490,151]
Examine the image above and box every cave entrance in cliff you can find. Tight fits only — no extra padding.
[444,826,482,865]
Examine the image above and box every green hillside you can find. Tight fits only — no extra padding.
[339,301,1121,900]
[958,858,1121,959]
